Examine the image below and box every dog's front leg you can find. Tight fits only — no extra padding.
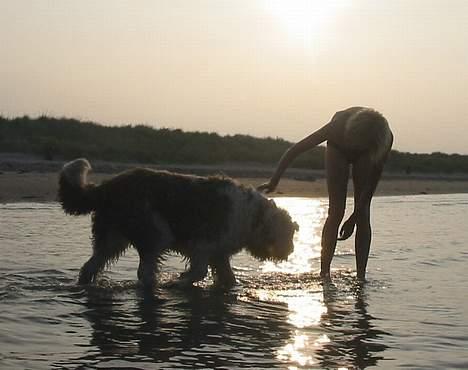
[210,255,236,289]
[79,253,107,284]
[168,251,209,289]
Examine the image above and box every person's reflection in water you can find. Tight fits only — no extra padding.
[316,280,390,369]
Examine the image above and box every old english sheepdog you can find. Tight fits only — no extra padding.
[58,159,298,288]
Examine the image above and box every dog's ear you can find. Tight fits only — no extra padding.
[254,208,285,245]
[247,207,274,258]
[247,203,296,261]
[253,208,274,241]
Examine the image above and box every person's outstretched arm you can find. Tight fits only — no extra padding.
[258,125,330,193]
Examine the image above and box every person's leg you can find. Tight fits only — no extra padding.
[352,157,383,279]
[320,144,349,278]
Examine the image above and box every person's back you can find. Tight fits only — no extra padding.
[327,107,393,164]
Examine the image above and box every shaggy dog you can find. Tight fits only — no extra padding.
[58,159,298,288]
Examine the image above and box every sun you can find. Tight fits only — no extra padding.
[263,0,349,48]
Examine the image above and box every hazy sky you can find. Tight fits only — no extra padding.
[1,1,467,154]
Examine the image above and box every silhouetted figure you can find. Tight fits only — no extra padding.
[259,107,393,279]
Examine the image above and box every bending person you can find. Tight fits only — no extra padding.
[259,107,393,280]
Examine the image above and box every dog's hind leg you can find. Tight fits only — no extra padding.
[210,254,236,288]
[79,219,129,284]
[134,212,174,288]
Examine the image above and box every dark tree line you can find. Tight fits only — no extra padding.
[1,115,467,174]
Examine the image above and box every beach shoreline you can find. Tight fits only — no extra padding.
[1,153,468,203]
[1,167,468,203]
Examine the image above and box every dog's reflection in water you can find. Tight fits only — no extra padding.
[58,158,298,289]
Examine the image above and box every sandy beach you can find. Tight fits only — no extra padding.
[1,166,468,203]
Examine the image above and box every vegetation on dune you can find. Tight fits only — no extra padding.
[1,115,467,174]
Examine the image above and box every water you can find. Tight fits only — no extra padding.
[1,195,467,369]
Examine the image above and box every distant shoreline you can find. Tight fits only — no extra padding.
[1,156,468,203]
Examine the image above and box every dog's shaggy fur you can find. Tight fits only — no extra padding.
[58,159,298,288]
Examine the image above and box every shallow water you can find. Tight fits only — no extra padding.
[1,195,467,369]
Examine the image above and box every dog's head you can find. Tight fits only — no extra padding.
[247,198,298,262]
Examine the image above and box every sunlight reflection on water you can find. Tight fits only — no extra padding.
[262,197,327,274]
[256,288,329,368]
[255,197,331,368]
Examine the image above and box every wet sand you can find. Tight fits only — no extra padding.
[1,170,468,203]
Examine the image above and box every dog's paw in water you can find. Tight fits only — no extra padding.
[162,277,194,290]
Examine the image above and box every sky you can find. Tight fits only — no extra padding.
[1,0,467,154]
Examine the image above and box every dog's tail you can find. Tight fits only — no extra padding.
[58,158,98,215]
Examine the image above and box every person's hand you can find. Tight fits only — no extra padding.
[337,214,356,240]
[257,180,278,193]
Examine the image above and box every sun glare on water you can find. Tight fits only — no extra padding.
[263,0,350,49]
[254,197,330,367]
[262,197,326,274]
